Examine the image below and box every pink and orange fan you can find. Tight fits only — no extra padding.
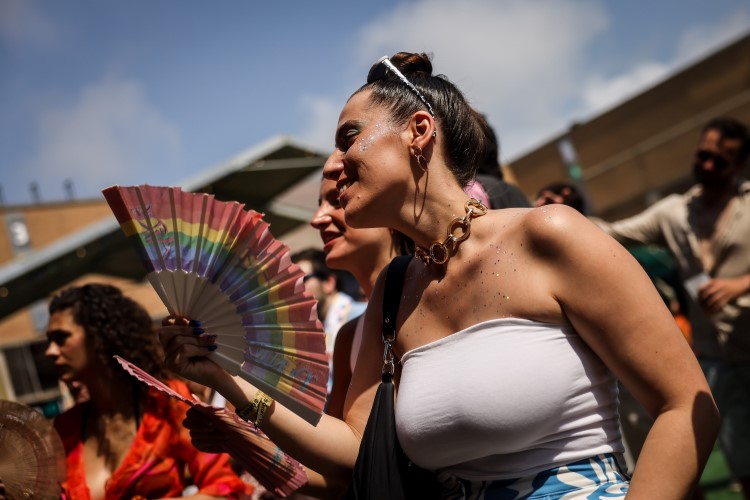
[115,356,308,497]
[102,185,329,425]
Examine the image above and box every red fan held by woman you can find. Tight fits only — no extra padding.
[102,185,329,425]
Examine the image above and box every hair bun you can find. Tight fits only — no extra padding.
[367,51,433,82]
[390,52,433,78]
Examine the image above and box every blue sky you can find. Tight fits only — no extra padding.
[2,0,749,207]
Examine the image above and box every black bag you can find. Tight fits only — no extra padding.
[346,255,441,499]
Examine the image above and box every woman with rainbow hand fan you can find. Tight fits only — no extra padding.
[160,52,719,499]
[181,173,410,497]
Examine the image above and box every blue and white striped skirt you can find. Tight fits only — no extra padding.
[440,454,630,499]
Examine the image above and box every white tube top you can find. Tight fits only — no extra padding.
[395,318,623,480]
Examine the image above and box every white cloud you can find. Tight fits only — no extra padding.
[579,9,750,123]
[22,78,183,201]
[297,1,750,163]
[297,94,344,152]
[298,0,609,159]
[581,62,671,115]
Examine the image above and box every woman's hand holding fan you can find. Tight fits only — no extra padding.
[181,405,309,498]
[182,406,228,453]
[158,316,254,407]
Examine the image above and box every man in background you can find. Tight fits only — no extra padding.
[534,180,586,213]
[595,117,750,498]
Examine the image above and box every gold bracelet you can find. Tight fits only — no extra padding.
[235,390,274,427]
[235,400,256,422]
[252,390,273,427]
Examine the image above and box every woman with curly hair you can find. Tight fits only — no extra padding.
[46,283,248,500]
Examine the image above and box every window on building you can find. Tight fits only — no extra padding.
[2,339,61,410]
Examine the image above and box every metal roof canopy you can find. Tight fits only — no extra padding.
[0,135,327,319]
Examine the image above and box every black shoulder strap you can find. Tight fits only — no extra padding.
[382,255,413,342]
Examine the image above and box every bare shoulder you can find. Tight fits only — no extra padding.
[354,262,388,356]
[518,205,612,258]
[515,205,650,303]
[336,315,360,342]
[366,264,388,320]
[332,315,360,360]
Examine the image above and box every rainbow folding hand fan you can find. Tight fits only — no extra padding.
[115,356,308,498]
[103,185,329,424]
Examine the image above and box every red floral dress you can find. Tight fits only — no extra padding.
[55,379,250,499]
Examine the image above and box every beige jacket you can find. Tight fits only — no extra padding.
[595,180,750,362]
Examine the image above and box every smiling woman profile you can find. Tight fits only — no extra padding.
[159,52,720,499]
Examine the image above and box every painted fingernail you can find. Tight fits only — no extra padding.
[207,344,218,351]
[192,327,205,335]
[189,320,202,327]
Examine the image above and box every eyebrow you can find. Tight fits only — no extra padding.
[46,329,69,340]
[719,139,741,154]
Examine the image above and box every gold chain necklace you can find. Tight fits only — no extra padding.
[415,198,488,265]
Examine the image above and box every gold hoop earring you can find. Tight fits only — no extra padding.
[412,146,428,172]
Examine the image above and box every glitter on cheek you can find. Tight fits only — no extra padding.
[358,123,383,152]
